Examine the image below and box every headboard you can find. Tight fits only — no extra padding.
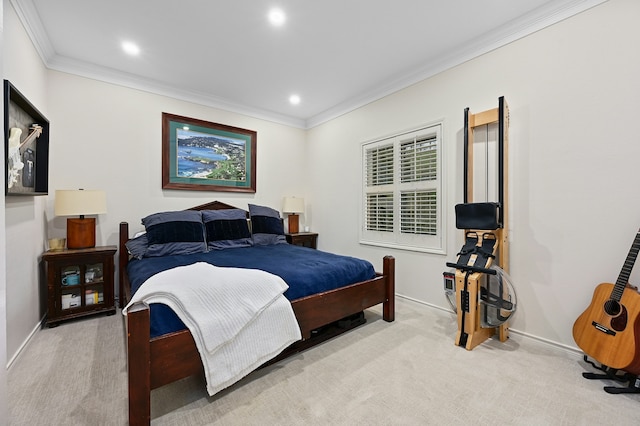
[187,200,248,217]
[118,200,245,307]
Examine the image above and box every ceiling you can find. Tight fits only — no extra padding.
[13,0,603,128]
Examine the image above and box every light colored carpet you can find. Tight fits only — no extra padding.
[8,298,640,425]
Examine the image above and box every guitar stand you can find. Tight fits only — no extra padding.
[446,97,511,350]
[581,355,640,394]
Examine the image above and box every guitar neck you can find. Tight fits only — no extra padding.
[18,125,43,150]
[613,230,640,301]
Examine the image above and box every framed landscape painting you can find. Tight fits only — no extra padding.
[162,112,256,192]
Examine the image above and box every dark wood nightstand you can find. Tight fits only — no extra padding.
[42,245,117,327]
[285,232,318,249]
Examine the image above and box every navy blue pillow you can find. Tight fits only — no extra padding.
[125,233,149,259]
[141,211,206,257]
[248,204,287,245]
[202,209,253,250]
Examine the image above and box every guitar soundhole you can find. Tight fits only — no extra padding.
[604,299,621,316]
[603,299,628,332]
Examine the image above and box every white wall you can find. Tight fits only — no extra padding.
[307,0,640,349]
[46,71,308,245]
[4,1,49,364]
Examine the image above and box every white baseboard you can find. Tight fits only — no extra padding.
[395,293,582,356]
[6,315,46,370]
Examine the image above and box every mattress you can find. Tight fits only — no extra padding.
[126,243,376,338]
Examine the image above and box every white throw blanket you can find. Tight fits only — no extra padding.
[123,262,301,395]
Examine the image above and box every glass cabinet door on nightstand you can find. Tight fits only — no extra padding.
[58,262,105,311]
[60,265,82,310]
[84,262,104,307]
[43,246,117,327]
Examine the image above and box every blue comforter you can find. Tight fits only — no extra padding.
[127,244,376,338]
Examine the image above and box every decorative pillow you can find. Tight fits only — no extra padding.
[125,233,149,260]
[202,209,253,250]
[248,204,287,245]
[141,210,207,257]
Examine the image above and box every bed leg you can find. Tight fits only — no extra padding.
[383,256,395,322]
[127,303,151,426]
[119,222,130,309]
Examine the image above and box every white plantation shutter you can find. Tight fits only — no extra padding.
[361,124,443,253]
[366,144,394,187]
[366,193,394,232]
[364,144,394,233]
[400,135,437,183]
[400,190,437,235]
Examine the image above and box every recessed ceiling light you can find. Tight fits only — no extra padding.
[122,41,140,56]
[268,9,286,26]
[289,94,301,105]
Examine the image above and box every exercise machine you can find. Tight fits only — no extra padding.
[445,96,516,350]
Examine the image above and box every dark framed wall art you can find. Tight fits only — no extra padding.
[162,112,257,193]
[4,80,50,196]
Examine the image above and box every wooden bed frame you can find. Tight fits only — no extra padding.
[118,201,395,425]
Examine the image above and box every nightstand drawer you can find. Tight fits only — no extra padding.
[285,232,318,249]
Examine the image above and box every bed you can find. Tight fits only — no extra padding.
[119,200,395,425]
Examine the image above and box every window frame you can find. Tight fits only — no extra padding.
[360,122,446,254]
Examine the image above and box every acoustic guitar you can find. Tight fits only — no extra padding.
[573,229,640,374]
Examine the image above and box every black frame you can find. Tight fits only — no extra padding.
[4,80,50,196]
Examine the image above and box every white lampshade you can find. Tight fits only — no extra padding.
[55,190,107,217]
[282,197,304,214]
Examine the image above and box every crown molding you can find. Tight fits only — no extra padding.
[12,0,607,130]
[305,0,608,128]
[47,54,307,129]
[9,0,55,62]
[10,0,307,129]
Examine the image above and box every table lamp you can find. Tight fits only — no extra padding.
[54,189,107,249]
[283,196,304,234]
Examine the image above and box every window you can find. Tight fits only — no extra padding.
[361,124,444,253]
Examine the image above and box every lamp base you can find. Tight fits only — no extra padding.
[67,218,96,249]
[288,214,300,234]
